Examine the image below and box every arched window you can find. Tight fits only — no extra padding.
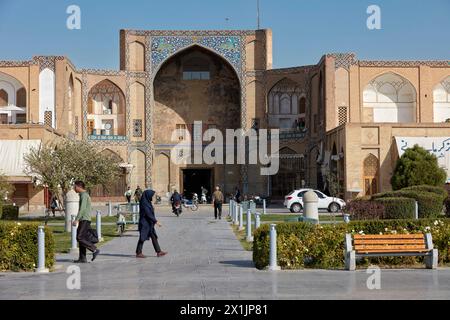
[268,78,306,130]
[433,76,450,123]
[0,89,8,106]
[363,72,417,123]
[363,154,379,195]
[16,88,26,108]
[67,75,74,125]
[90,149,126,198]
[129,41,146,71]
[87,80,125,137]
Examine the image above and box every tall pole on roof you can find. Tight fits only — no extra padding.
[257,0,260,30]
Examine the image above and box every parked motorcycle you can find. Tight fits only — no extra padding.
[250,195,271,207]
[182,196,199,211]
[173,201,182,217]
[200,192,207,204]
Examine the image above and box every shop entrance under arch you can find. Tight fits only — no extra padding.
[181,168,213,201]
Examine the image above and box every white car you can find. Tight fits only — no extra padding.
[284,189,346,213]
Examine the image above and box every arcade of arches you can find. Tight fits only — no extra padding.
[0,29,449,212]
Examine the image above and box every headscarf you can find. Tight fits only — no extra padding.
[139,189,155,216]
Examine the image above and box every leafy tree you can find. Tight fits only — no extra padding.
[24,139,122,208]
[0,172,14,206]
[391,144,447,190]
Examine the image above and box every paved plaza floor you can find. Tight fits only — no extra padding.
[1,206,450,300]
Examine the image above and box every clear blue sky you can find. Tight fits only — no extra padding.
[0,0,449,69]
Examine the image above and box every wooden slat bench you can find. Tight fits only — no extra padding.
[345,233,438,270]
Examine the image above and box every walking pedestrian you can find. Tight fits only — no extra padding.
[124,186,132,203]
[234,186,241,203]
[72,181,99,263]
[134,185,143,203]
[136,189,167,258]
[212,186,224,220]
[50,195,58,217]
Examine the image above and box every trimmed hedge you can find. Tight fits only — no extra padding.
[372,190,444,218]
[374,197,416,219]
[0,221,55,271]
[0,205,19,220]
[344,199,385,220]
[401,185,448,199]
[253,219,450,270]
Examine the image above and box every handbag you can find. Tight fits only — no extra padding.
[88,228,99,244]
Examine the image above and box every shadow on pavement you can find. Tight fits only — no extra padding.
[219,260,255,268]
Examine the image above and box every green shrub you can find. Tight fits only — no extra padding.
[0,205,19,220]
[446,197,450,217]
[0,221,55,271]
[402,185,448,199]
[372,190,444,218]
[374,197,416,219]
[344,199,385,220]
[391,145,447,190]
[253,219,450,270]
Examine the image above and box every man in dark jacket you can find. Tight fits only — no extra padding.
[170,189,182,213]
[136,189,167,258]
[234,187,241,203]
[73,180,100,263]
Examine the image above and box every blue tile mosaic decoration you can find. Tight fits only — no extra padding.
[151,36,242,76]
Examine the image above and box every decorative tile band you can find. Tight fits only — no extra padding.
[150,35,243,77]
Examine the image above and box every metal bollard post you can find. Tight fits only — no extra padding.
[415,201,419,220]
[239,205,244,231]
[233,201,237,223]
[35,226,49,273]
[229,200,233,218]
[70,215,78,255]
[263,199,266,215]
[108,201,112,217]
[246,209,253,242]
[234,204,240,226]
[268,224,281,271]
[255,212,261,229]
[96,210,103,242]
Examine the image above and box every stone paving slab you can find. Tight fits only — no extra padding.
[1,206,450,299]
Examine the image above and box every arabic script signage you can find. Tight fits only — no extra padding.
[395,136,450,183]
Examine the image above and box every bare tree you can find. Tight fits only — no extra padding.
[0,172,14,206]
[24,139,122,216]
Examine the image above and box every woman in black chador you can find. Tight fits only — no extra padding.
[136,189,168,258]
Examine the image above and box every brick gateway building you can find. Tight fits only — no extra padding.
[0,29,449,212]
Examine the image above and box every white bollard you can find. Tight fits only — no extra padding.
[246,209,253,242]
[234,204,240,226]
[263,199,266,215]
[239,205,244,231]
[65,189,80,233]
[108,201,112,217]
[229,200,233,219]
[268,224,281,271]
[70,215,78,255]
[96,210,103,242]
[35,226,49,273]
[304,190,319,221]
[255,212,261,229]
[415,201,419,219]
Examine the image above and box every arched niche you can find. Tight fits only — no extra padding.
[363,72,417,123]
